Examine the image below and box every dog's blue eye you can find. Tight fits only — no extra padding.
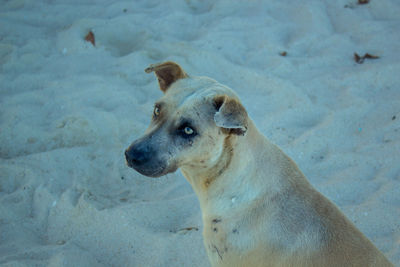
[184,127,194,135]
[177,124,197,139]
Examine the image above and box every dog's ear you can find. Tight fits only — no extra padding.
[145,61,188,93]
[213,95,248,136]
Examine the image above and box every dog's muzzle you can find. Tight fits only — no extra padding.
[125,145,150,168]
[125,141,168,177]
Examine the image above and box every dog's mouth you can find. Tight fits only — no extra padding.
[126,161,168,178]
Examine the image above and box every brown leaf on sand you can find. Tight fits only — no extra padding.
[354,53,362,63]
[354,52,379,64]
[85,31,95,46]
[364,53,379,59]
[358,0,370,4]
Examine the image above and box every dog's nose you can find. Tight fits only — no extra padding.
[125,145,151,167]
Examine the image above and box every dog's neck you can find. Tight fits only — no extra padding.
[181,120,280,216]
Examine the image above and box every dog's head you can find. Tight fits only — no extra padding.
[125,61,248,177]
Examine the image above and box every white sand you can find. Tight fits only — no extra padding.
[1,0,399,266]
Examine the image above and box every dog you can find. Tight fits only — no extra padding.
[125,61,393,267]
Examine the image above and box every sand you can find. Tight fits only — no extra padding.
[0,0,399,266]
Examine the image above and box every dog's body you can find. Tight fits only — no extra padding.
[125,62,393,266]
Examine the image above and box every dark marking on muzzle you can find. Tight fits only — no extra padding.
[125,145,151,168]
[125,139,168,177]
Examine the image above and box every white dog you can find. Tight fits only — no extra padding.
[125,62,393,267]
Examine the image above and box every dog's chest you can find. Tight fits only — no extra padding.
[202,216,247,265]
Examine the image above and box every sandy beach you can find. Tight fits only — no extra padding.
[1,0,399,266]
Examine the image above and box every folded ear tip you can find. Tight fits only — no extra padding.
[144,61,182,72]
[144,61,187,92]
[213,95,248,136]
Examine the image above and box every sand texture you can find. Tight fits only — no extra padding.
[0,0,399,266]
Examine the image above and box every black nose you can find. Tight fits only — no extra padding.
[125,145,151,167]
